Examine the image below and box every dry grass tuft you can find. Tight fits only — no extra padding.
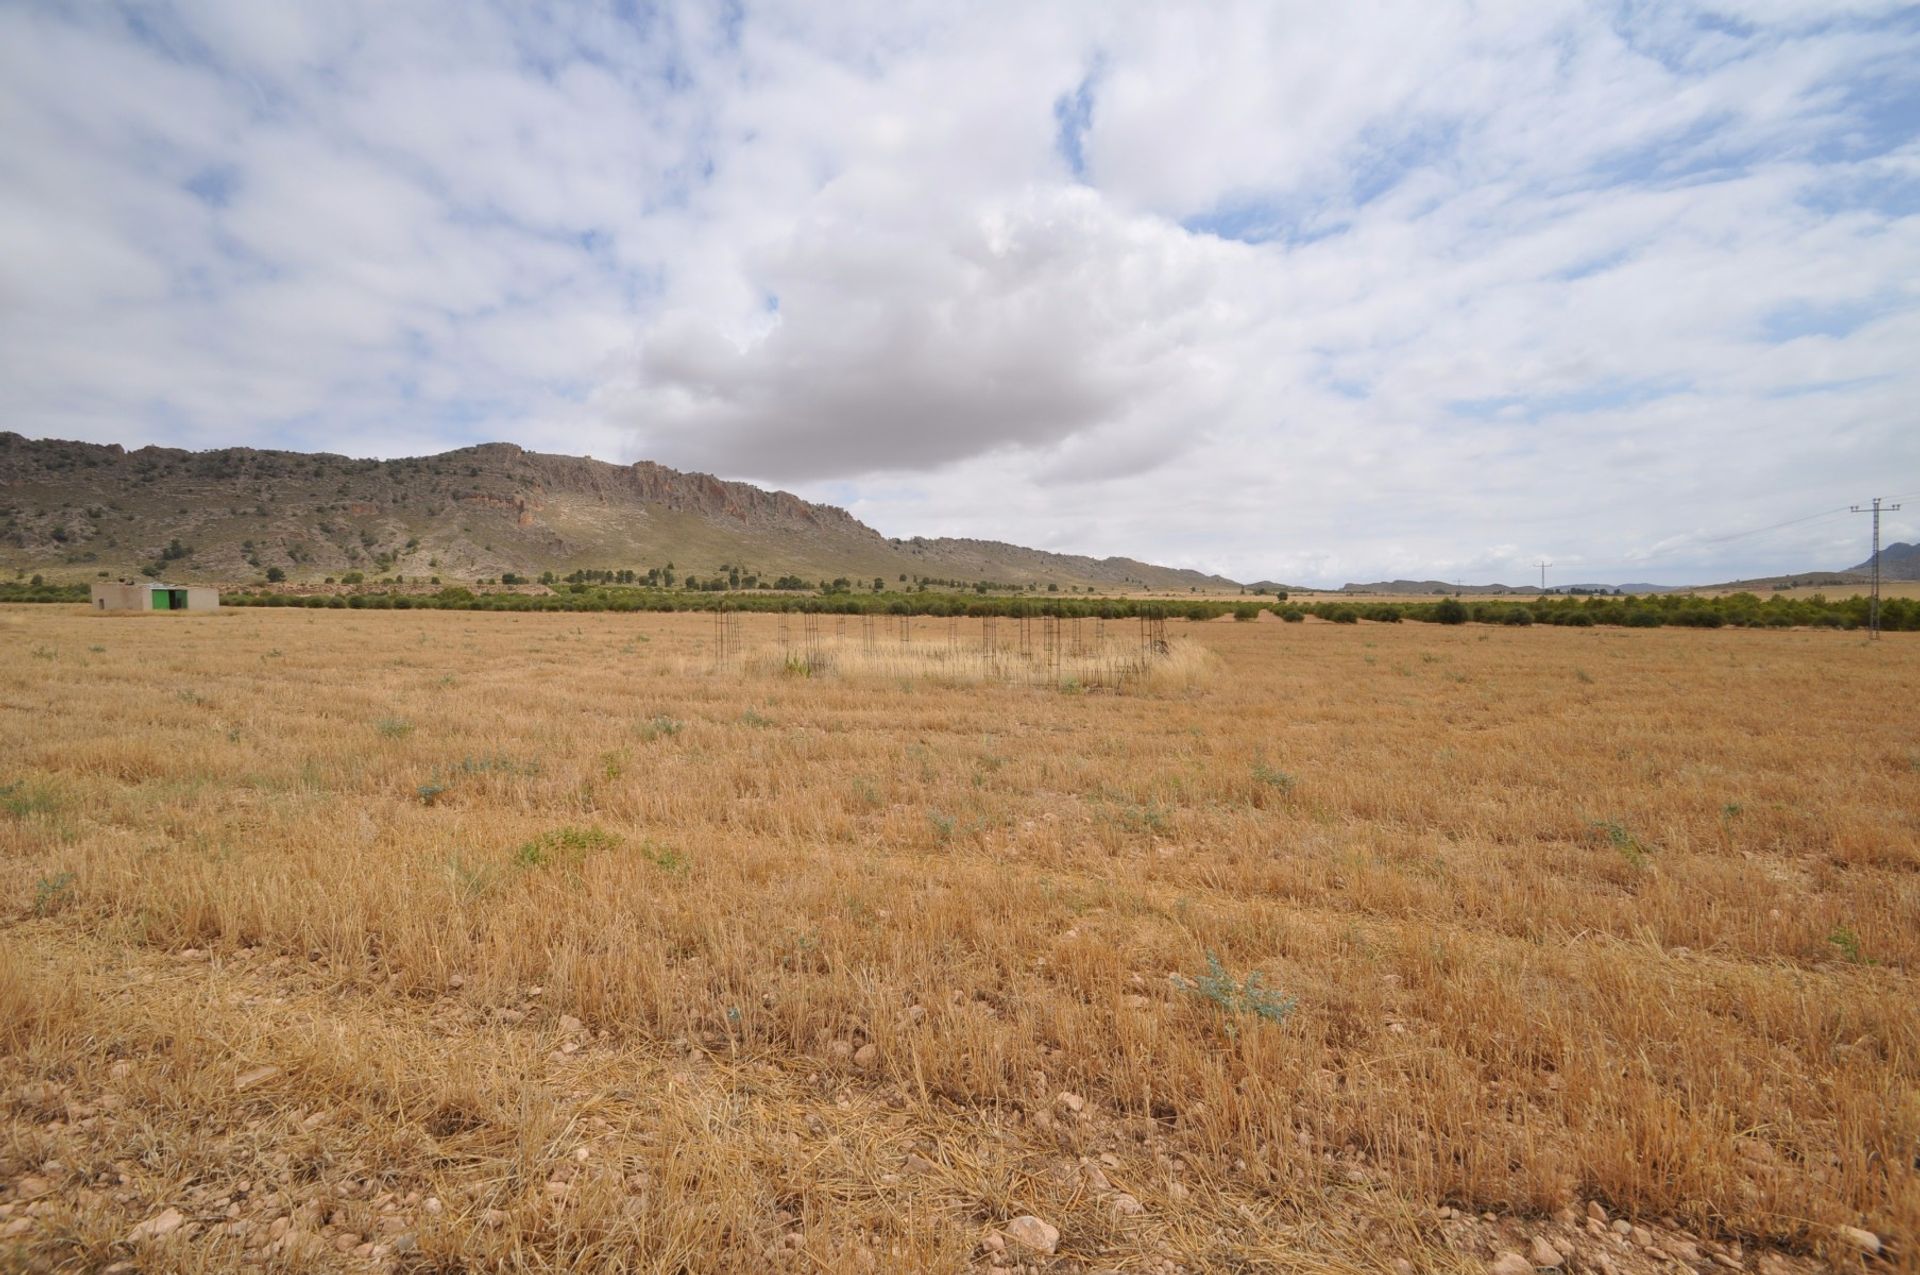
[0,606,1914,1272]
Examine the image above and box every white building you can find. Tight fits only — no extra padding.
[90,581,220,613]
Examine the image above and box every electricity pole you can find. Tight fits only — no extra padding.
[1537,560,1551,593]
[1851,497,1901,639]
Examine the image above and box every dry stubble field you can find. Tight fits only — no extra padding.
[1,606,1916,1274]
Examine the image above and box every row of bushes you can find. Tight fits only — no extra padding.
[218,587,1248,619]
[7,578,1911,631]
[205,585,1920,630]
[1280,592,1918,630]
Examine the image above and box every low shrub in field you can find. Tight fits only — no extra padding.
[1178,951,1296,1037]
[514,826,620,870]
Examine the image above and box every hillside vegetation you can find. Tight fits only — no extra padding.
[0,433,1235,593]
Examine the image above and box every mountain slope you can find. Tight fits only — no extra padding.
[0,433,1237,591]
[1850,541,1920,580]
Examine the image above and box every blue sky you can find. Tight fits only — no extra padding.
[1,1,1916,585]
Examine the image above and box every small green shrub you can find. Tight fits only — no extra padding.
[1251,763,1295,794]
[1,781,60,820]
[32,871,75,916]
[639,841,686,873]
[1592,819,1652,869]
[1827,926,1872,965]
[1178,951,1296,1037]
[639,715,684,741]
[514,826,620,870]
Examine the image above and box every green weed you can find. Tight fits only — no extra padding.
[32,871,76,917]
[639,841,686,873]
[1592,819,1652,869]
[1827,926,1873,965]
[1251,763,1295,794]
[639,715,684,740]
[514,826,620,870]
[1,781,60,820]
[1177,951,1296,1037]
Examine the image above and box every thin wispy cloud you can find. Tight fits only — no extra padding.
[1,1,1914,584]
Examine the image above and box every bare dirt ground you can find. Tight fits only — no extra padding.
[1,606,1914,1272]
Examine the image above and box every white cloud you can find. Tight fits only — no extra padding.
[0,1,1915,584]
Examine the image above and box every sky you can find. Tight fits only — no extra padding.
[2,1,1917,586]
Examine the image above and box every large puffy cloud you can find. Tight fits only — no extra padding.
[615,186,1262,479]
[0,1,1915,583]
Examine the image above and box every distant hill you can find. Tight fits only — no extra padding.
[1339,579,1685,596]
[1850,542,1920,580]
[1342,580,1543,596]
[0,433,1238,591]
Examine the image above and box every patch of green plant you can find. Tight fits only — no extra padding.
[639,840,686,872]
[1,781,60,820]
[449,754,539,777]
[1177,950,1296,1037]
[927,810,957,841]
[32,871,75,917]
[1592,819,1652,869]
[639,714,684,741]
[376,717,414,738]
[416,782,448,806]
[1827,926,1873,965]
[1251,763,1295,794]
[514,826,620,870]
[444,853,496,901]
[739,709,774,729]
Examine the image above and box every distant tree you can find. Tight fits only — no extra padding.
[265,566,286,583]
[1434,597,1469,625]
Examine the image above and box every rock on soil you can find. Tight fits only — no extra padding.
[126,1207,186,1243]
[1004,1215,1059,1254]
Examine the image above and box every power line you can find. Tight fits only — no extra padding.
[1696,504,1853,545]
[1851,497,1903,639]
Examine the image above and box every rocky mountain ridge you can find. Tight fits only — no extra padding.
[0,433,1237,591]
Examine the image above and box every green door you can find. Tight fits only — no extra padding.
[151,590,170,611]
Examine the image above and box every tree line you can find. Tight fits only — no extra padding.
[5,577,1911,630]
